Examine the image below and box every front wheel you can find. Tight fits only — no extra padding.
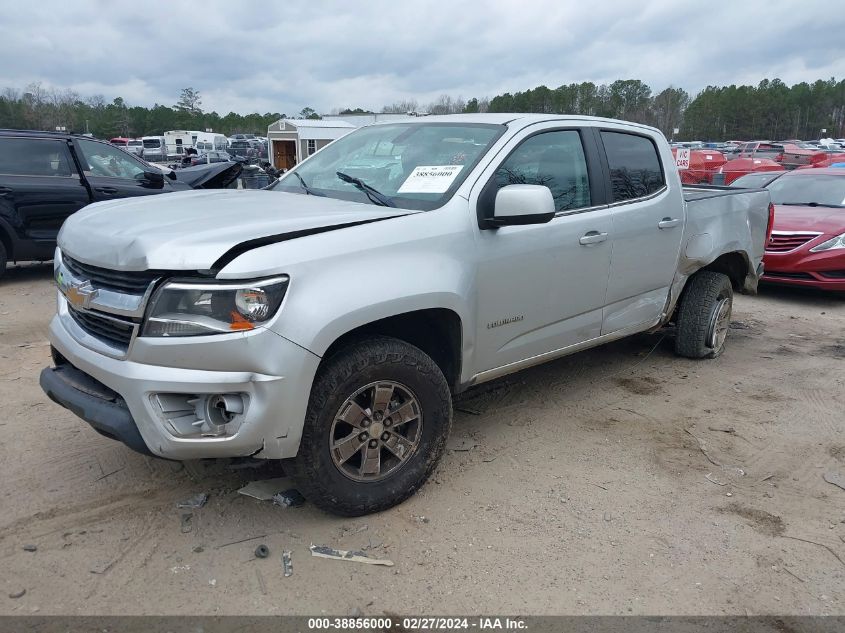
[286,337,452,516]
[674,271,733,359]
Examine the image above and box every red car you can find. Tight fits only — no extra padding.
[712,157,783,185]
[763,168,845,291]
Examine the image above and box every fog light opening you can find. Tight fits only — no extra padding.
[206,394,246,428]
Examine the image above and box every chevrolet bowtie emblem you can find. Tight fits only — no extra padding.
[65,280,99,309]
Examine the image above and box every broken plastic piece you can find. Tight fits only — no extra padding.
[823,472,845,491]
[176,493,208,509]
[283,550,293,577]
[237,477,291,501]
[272,489,306,507]
[309,544,394,567]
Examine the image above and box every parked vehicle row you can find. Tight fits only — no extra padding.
[107,132,268,163]
[0,129,243,277]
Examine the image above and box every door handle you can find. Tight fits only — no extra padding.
[658,218,681,229]
[579,231,608,245]
[95,187,119,195]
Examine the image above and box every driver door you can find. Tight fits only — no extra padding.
[74,138,168,201]
[470,126,613,376]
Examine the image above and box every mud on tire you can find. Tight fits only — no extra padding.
[285,336,452,516]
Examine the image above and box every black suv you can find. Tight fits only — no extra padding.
[0,130,244,278]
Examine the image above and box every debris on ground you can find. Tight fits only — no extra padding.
[215,534,268,549]
[180,513,193,534]
[823,472,845,492]
[413,515,430,524]
[310,544,394,567]
[193,545,204,553]
[706,473,728,486]
[237,477,292,501]
[282,550,293,577]
[176,493,208,509]
[22,544,37,552]
[8,589,26,599]
[448,437,478,452]
[272,489,306,508]
[254,544,270,559]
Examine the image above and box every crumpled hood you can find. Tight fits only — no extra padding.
[58,189,411,271]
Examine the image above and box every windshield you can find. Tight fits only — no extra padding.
[270,122,504,210]
[128,140,142,147]
[767,174,845,207]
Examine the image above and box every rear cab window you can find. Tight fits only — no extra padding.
[0,137,75,177]
[600,131,665,202]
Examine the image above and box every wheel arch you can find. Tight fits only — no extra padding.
[320,308,464,393]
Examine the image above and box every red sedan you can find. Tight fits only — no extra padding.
[763,169,845,291]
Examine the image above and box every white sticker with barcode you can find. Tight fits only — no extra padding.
[398,165,464,193]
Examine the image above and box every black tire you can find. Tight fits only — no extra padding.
[0,240,6,280]
[286,336,452,516]
[674,271,734,359]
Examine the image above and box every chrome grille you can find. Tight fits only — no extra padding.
[68,305,136,350]
[64,256,160,294]
[766,232,820,253]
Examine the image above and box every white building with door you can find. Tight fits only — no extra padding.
[266,119,355,170]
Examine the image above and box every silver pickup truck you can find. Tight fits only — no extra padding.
[40,114,772,516]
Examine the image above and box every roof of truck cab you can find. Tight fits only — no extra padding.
[367,113,663,134]
[0,128,84,139]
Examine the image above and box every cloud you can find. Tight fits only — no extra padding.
[0,0,842,114]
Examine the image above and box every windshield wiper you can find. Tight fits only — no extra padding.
[336,171,395,207]
[290,171,325,197]
[779,202,844,208]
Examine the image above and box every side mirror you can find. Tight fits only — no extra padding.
[139,170,165,187]
[488,184,556,227]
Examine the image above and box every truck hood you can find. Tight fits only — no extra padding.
[58,189,412,271]
[772,204,845,235]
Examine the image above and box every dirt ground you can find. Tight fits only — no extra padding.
[0,262,843,616]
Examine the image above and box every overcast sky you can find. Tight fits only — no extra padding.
[1,0,842,115]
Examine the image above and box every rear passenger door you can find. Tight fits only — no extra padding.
[0,137,90,244]
[74,138,169,201]
[599,129,684,334]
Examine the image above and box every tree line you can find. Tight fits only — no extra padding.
[3,78,844,141]
[372,78,845,141]
[0,85,319,138]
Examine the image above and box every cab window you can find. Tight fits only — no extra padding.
[600,131,665,202]
[493,130,591,211]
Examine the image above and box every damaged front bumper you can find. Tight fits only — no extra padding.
[42,299,321,460]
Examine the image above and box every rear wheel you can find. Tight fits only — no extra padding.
[674,271,733,359]
[286,337,452,516]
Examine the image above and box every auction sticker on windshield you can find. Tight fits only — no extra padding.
[398,165,464,193]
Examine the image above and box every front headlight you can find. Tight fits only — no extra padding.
[810,233,845,252]
[143,277,289,337]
